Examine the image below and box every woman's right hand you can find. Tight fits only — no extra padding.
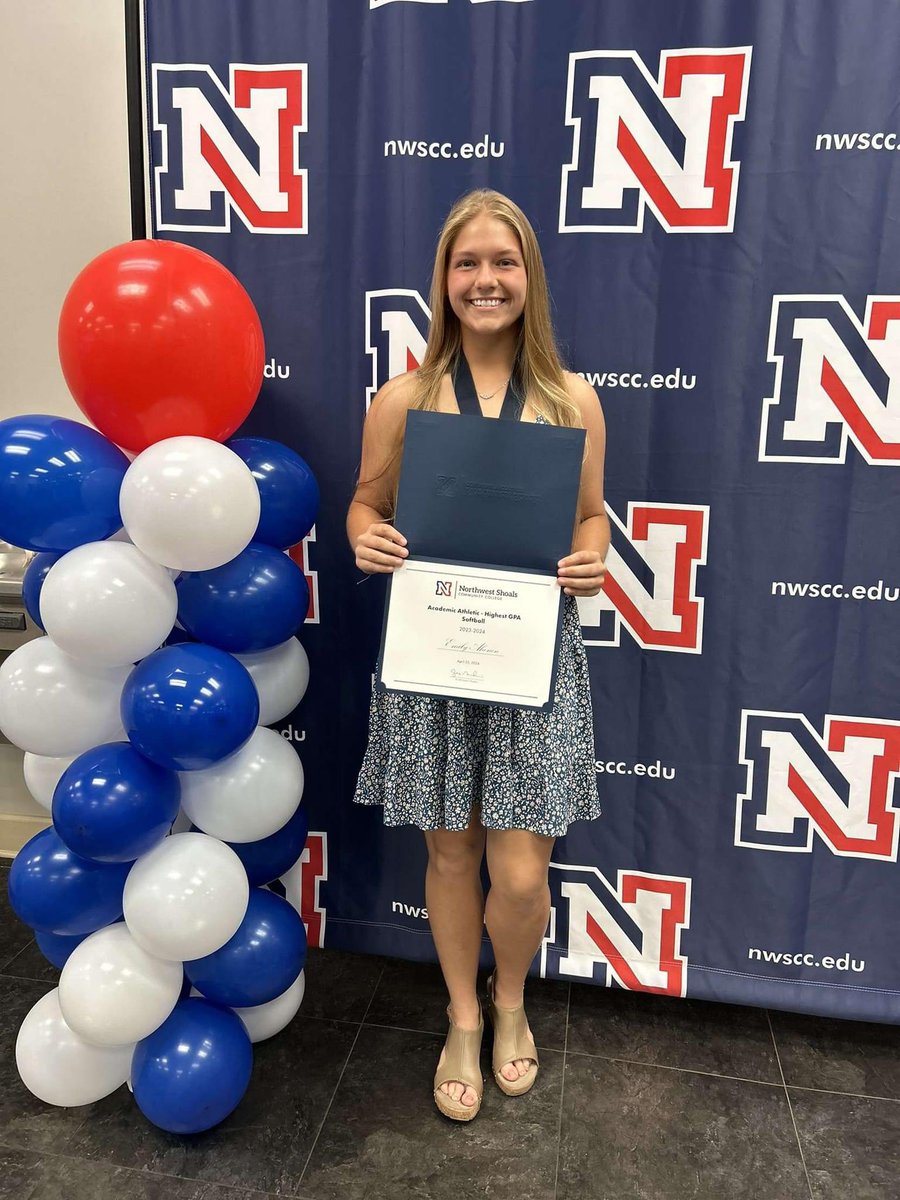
[354,523,409,574]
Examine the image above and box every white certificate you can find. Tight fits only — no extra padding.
[378,560,563,709]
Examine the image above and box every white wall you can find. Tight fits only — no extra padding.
[0,0,132,422]
[0,1,133,851]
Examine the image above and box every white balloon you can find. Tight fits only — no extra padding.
[179,726,303,843]
[234,638,310,726]
[40,542,177,668]
[16,988,133,1107]
[124,832,249,961]
[233,970,306,1043]
[119,437,260,572]
[23,751,78,810]
[0,638,130,756]
[59,924,183,1047]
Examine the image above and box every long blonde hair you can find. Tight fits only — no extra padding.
[414,190,580,427]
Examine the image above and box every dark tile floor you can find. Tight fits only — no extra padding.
[2,862,899,1199]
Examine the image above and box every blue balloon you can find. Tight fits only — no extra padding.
[52,741,180,863]
[185,888,307,1008]
[194,803,309,887]
[22,551,63,630]
[0,415,129,552]
[34,928,90,969]
[131,998,253,1134]
[8,826,130,936]
[121,643,259,771]
[227,437,319,550]
[176,542,309,654]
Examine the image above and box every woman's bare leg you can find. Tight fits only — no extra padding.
[424,806,487,1107]
[484,827,556,1082]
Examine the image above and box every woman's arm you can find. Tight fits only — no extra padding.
[347,373,413,574]
[557,374,609,597]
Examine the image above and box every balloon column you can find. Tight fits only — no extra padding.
[0,240,319,1134]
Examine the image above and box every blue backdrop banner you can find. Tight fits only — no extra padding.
[143,0,900,1022]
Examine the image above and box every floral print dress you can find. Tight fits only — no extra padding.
[353,591,601,838]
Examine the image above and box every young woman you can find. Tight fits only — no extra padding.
[347,189,608,1122]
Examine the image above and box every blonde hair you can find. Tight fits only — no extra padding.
[414,189,580,427]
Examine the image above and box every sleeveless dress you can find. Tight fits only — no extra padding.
[352,361,602,839]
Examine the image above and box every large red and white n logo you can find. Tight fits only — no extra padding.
[280,832,328,947]
[545,863,691,996]
[365,289,431,410]
[560,48,751,233]
[577,502,708,652]
[761,295,900,464]
[737,712,900,860]
[152,63,308,234]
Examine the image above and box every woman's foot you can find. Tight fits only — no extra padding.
[491,972,535,1083]
[485,972,539,1095]
[436,999,482,1108]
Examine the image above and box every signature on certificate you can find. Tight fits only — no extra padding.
[442,638,502,655]
[449,667,483,683]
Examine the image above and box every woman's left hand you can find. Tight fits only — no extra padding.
[557,551,607,597]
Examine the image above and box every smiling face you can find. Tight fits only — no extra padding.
[446,214,527,339]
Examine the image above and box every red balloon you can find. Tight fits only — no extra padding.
[58,240,265,453]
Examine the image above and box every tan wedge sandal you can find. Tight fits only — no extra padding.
[484,972,539,1096]
[433,1002,484,1122]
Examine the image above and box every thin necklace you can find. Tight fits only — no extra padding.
[477,377,509,401]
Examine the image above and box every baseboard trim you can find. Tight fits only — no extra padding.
[0,812,51,859]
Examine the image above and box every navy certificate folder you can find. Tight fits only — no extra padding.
[394,410,586,572]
